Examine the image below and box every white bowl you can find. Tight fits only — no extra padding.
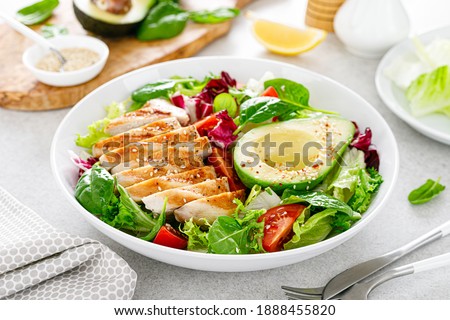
[50,57,399,272]
[23,35,109,87]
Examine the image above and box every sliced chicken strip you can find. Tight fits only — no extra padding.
[126,166,216,202]
[92,117,181,157]
[114,163,202,187]
[104,98,189,135]
[174,189,246,225]
[143,177,229,214]
[108,136,211,174]
[99,125,199,167]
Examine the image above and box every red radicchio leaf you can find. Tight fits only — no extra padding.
[350,126,380,170]
[194,71,237,120]
[74,157,99,178]
[208,110,238,149]
[171,94,185,109]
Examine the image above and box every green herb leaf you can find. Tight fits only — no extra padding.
[213,93,237,117]
[189,8,240,24]
[16,0,59,26]
[408,178,445,205]
[40,23,68,38]
[136,2,189,41]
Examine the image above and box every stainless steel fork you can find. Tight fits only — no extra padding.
[282,220,450,299]
[285,251,450,300]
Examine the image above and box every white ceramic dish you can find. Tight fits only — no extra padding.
[23,35,109,87]
[375,27,450,145]
[51,57,399,272]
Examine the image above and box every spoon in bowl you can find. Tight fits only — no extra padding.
[0,11,67,71]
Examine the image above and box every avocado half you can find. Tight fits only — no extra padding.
[233,116,355,193]
[73,0,156,37]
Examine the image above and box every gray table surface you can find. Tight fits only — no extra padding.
[1,0,449,300]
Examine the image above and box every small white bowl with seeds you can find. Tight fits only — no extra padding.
[23,35,109,87]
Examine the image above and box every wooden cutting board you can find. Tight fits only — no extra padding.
[0,0,253,111]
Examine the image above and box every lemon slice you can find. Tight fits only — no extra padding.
[250,18,327,56]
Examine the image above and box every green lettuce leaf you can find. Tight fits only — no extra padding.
[406,65,450,117]
[283,209,336,250]
[182,219,209,252]
[75,101,127,149]
[348,168,383,213]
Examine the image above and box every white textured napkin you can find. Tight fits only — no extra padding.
[0,187,137,300]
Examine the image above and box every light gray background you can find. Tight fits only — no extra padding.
[1,0,449,299]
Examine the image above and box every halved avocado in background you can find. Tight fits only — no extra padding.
[74,0,156,37]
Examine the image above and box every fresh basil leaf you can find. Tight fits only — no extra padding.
[213,93,237,117]
[74,164,118,220]
[189,8,240,24]
[408,177,445,205]
[131,80,175,102]
[137,2,189,41]
[16,0,59,25]
[40,23,68,38]
[281,190,355,217]
[265,78,310,106]
[284,209,336,250]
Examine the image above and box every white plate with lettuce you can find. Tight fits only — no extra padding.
[51,57,399,272]
[376,26,450,145]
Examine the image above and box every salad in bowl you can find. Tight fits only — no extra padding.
[71,69,383,255]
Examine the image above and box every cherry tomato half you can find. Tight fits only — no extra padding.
[258,204,306,252]
[153,224,188,249]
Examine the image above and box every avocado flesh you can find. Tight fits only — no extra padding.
[233,116,355,193]
[74,0,156,37]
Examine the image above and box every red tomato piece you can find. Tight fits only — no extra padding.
[207,147,246,191]
[258,204,306,252]
[261,86,279,98]
[194,113,220,137]
[153,224,188,249]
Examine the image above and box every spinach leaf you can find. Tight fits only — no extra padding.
[408,177,445,205]
[40,24,68,38]
[284,209,336,250]
[131,80,175,102]
[137,2,189,41]
[281,190,356,217]
[213,93,237,117]
[74,164,118,220]
[235,97,297,133]
[265,78,310,106]
[208,216,249,254]
[189,8,240,24]
[16,0,59,25]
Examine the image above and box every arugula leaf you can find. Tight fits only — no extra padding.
[16,0,59,25]
[182,219,209,252]
[348,168,383,212]
[74,164,118,220]
[283,209,336,250]
[137,2,189,41]
[189,8,240,24]
[408,177,445,205]
[41,24,68,38]
[281,190,356,217]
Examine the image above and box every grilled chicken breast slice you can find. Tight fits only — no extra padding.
[108,136,211,174]
[126,166,216,202]
[92,117,181,157]
[114,163,202,187]
[104,98,189,135]
[99,125,199,167]
[174,189,246,225]
[142,177,229,214]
